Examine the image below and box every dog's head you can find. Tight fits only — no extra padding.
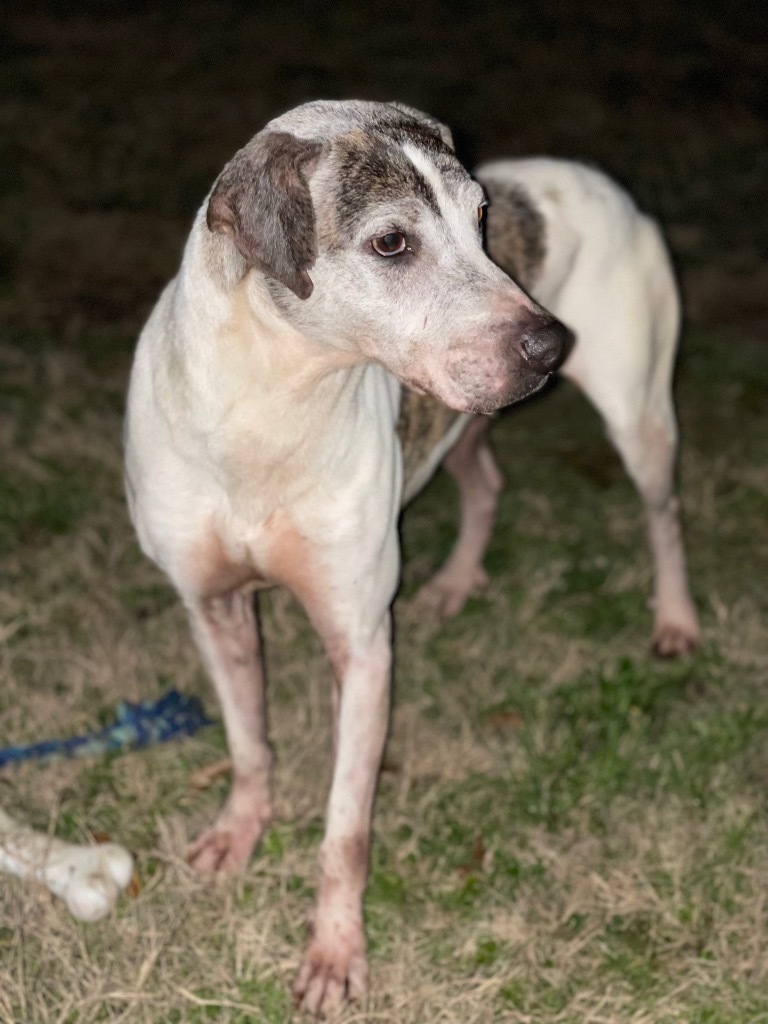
[206,100,572,414]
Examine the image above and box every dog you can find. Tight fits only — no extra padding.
[438,156,700,656]
[124,99,571,1013]
[123,100,696,1012]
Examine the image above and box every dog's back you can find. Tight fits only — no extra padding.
[477,157,681,395]
[478,159,669,305]
[475,156,697,655]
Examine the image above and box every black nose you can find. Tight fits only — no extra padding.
[521,319,573,374]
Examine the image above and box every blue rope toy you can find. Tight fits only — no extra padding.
[0,689,213,768]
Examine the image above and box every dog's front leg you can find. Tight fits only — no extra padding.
[293,614,391,1014]
[285,513,399,1016]
[186,590,273,873]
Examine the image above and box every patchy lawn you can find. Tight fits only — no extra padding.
[1,323,766,1023]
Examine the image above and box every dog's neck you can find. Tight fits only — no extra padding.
[162,233,398,495]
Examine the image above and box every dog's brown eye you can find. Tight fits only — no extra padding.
[477,205,486,226]
[372,232,407,257]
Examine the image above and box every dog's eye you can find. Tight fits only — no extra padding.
[477,205,486,227]
[372,232,407,257]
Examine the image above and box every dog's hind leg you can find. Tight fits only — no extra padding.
[415,415,503,618]
[608,409,699,656]
[185,590,273,874]
[559,222,699,656]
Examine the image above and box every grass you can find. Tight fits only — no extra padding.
[1,321,767,1023]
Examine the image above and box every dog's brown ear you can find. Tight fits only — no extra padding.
[388,102,455,151]
[207,131,323,299]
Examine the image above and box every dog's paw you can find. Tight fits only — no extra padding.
[187,816,266,875]
[412,566,489,620]
[50,843,134,922]
[294,931,368,1016]
[652,621,700,659]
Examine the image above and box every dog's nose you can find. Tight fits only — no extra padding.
[520,319,573,374]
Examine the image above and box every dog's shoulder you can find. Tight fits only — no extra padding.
[476,172,547,291]
[478,158,644,264]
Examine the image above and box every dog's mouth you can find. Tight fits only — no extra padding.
[431,364,551,415]
[403,323,563,415]
[464,370,550,414]
[397,346,553,415]
[399,377,428,397]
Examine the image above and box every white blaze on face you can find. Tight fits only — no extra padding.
[401,142,486,251]
[390,142,554,414]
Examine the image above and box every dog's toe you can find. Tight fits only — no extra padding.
[412,566,490,620]
[187,800,270,876]
[652,622,700,659]
[294,935,368,1017]
[187,827,255,875]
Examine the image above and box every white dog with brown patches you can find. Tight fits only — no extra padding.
[1,99,697,1012]
[451,155,699,657]
[124,99,572,1014]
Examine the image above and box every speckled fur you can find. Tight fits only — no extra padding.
[483,178,547,291]
[397,389,462,488]
[332,129,442,239]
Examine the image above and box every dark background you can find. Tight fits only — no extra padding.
[0,0,766,338]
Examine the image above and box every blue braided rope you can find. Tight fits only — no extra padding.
[0,689,214,768]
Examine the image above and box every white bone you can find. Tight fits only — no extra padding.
[0,809,134,921]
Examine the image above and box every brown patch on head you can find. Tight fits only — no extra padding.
[386,102,455,150]
[329,129,440,241]
[482,178,547,291]
[397,389,461,488]
[325,107,464,245]
[370,111,453,155]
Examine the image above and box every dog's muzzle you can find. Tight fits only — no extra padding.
[429,311,575,415]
